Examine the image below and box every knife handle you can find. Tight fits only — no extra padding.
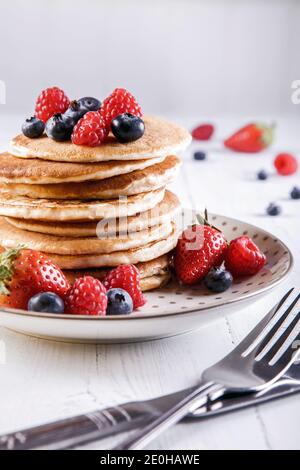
[0,405,147,450]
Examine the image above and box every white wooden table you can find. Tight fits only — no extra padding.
[0,115,299,450]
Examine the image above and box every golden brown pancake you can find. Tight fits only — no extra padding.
[0,152,165,184]
[5,190,180,237]
[0,155,180,200]
[0,188,165,221]
[64,254,171,291]
[0,216,173,255]
[9,116,191,163]
[38,223,178,269]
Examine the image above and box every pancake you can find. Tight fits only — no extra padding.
[41,222,178,269]
[9,116,191,163]
[5,190,180,237]
[0,216,173,255]
[64,254,171,291]
[0,152,165,184]
[0,188,165,221]
[0,155,180,200]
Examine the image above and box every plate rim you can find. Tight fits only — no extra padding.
[0,212,294,322]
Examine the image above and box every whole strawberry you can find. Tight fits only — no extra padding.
[100,88,142,130]
[71,111,108,146]
[224,123,274,153]
[174,220,228,285]
[65,276,107,316]
[104,264,146,309]
[0,247,70,310]
[225,236,266,277]
[35,86,70,123]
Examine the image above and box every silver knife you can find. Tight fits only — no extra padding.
[0,366,299,450]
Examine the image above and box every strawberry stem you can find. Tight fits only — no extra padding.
[0,246,24,295]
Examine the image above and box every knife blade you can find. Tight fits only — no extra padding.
[0,366,299,450]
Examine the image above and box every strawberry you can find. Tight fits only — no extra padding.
[225,236,266,277]
[0,247,70,310]
[224,123,274,153]
[174,214,228,285]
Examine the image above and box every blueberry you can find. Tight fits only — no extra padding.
[266,203,281,216]
[45,113,74,141]
[77,97,101,112]
[257,170,268,180]
[290,186,300,200]
[106,288,133,315]
[28,292,64,313]
[63,100,87,125]
[22,116,45,138]
[111,113,145,143]
[193,151,206,161]
[204,267,233,293]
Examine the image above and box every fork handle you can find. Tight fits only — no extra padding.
[114,382,224,450]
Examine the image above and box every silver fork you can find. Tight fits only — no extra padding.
[115,288,300,450]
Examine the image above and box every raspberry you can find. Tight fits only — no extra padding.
[104,264,146,309]
[225,236,266,277]
[100,88,142,130]
[192,124,214,141]
[71,111,108,146]
[65,276,107,316]
[274,153,298,176]
[35,87,70,123]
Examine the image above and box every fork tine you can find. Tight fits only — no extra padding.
[271,328,300,367]
[261,309,300,364]
[254,292,300,359]
[239,288,294,356]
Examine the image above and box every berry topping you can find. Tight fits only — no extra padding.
[290,186,300,200]
[71,111,108,146]
[111,113,145,143]
[65,276,107,316]
[224,123,274,153]
[104,264,146,309]
[174,215,228,285]
[192,124,214,141]
[106,288,133,315]
[266,202,281,216]
[64,100,88,125]
[22,116,45,139]
[100,88,142,130]
[0,247,70,310]
[28,292,64,314]
[257,170,268,180]
[224,236,266,277]
[35,86,70,123]
[274,153,298,176]
[45,113,74,142]
[77,97,101,112]
[193,151,206,161]
[204,267,233,293]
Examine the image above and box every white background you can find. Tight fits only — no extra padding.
[0,0,300,117]
[0,0,300,451]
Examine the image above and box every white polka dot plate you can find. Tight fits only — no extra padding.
[0,211,293,343]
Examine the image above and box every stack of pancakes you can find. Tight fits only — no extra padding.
[0,116,191,290]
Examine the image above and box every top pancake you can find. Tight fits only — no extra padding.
[9,116,191,163]
[0,152,165,184]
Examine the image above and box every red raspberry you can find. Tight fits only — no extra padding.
[274,153,298,176]
[225,236,266,277]
[104,265,146,309]
[192,124,214,141]
[35,87,70,123]
[100,88,142,130]
[71,111,108,146]
[65,276,107,316]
